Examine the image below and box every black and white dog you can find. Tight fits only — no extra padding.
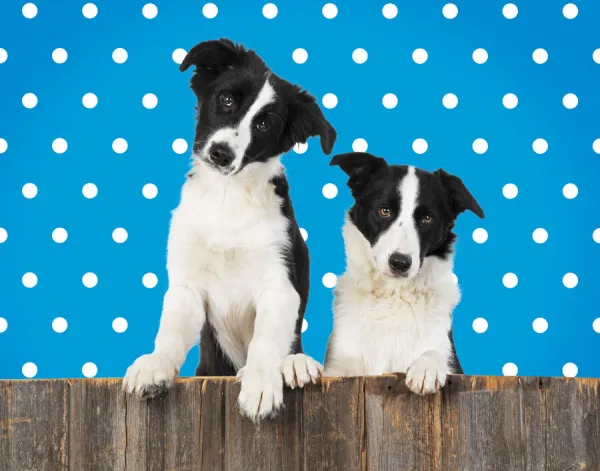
[123,39,336,420]
[324,152,484,394]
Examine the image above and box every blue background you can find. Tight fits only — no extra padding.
[1,0,599,380]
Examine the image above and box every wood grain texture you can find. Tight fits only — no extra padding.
[0,381,11,471]
[199,378,227,471]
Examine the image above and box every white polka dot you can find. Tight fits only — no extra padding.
[143,273,158,288]
[472,228,488,244]
[592,318,600,333]
[532,48,548,64]
[22,3,37,19]
[452,273,458,284]
[412,138,428,154]
[172,48,187,64]
[82,272,98,288]
[52,228,68,244]
[293,142,308,154]
[292,48,308,64]
[112,228,128,244]
[22,183,38,199]
[322,93,338,109]
[532,138,548,154]
[0,228,7,243]
[322,3,338,19]
[142,93,158,109]
[594,49,600,64]
[52,317,68,333]
[412,48,428,64]
[82,183,98,199]
[22,362,37,378]
[0,317,7,333]
[299,228,308,241]
[473,48,488,64]
[112,48,128,64]
[112,317,128,333]
[532,317,548,333]
[172,138,188,154]
[442,3,458,19]
[82,362,98,378]
[503,183,518,199]
[0,138,6,154]
[502,362,518,376]
[593,228,600,243]
[202,3,218,18]
[563,93,578,109]
[442,93,458,109]
[562,362,578,377]
[52,138,68,154]
[352,48,368,64]
[352,138,368,152]
[262,3,278,19]
[563,3,578,19]
[382,3,398,19]
[382,93,398,109]
[82,3,98,19]
[52,48,68,64]
[472,317,488,333]
[0,48,7,64]
[503,93,518,109]
[502,3,518,19]
[22,272,38,288]
[563,272,578,288]
[112,138,128,154]
[563,183,578,199]
[322,272,337,288]
[142,3,158,19]
[322,183,338,199]
[532,228,548,244]
[472,138,488,154]
[142,183,158,199]
[593,139,600,154]
[503,273,518,289]
[22,93,38,109]
[82,93,98,109]
[301,318,308,333]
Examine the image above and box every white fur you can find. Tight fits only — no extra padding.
[324,216,460,394]
[281,353,323,389]
[372,166,421,278]
[123,154,304,420]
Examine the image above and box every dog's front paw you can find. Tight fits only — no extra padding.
[236,364,283,422]
[123,353,179,399]
[405,351,448,395]
[281,354,323,389]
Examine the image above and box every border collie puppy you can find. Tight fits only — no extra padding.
[324,152,484,394]
[123,39,336,420]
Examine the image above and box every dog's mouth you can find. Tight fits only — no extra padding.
[195,153,236,176]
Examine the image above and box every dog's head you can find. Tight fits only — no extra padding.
[330,152,484,279]
[180,38,337,175]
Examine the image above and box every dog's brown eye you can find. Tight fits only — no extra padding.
[220,93,234,107]
[379,207,391,218]
[421,215,433,224]
[256,119,269,132]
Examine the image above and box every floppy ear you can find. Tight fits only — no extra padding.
[434,168,485,218]
[179,38,245,92]
[282,89,337,155]
[330,152,388,195]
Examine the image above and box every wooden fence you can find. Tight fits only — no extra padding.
[1,375,599,470]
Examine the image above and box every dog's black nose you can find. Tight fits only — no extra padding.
[209,143,235,167]
[389,253,412,275]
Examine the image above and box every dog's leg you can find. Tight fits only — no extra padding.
[405,350,448,395]
[123,285,205,398]
[281,354,323,388]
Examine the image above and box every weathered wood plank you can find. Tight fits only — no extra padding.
[303,376,364,471]
[124,392,147,471]
[199,377,228,471]
[224,379,303,471]
[365,374,441,471]
[0,381,11,471]
[69,378,126,471]
[519,376,548,470]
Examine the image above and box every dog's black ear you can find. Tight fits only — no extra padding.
[282,89,337,155]
[179,38,245,91]
[330,152,388,195]
[434,168,485,218]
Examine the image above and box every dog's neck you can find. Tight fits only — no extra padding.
[341,215,456,298]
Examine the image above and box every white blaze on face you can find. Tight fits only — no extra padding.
[202,78,276,172]
[372,166,422,278]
